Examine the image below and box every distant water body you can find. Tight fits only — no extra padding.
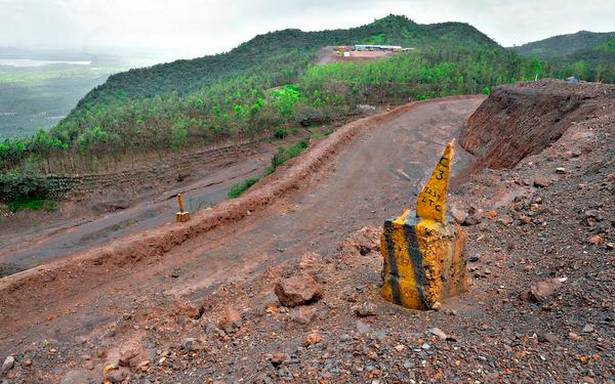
[0,59,92,67]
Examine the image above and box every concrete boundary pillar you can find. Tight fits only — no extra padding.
[381,140,468,310]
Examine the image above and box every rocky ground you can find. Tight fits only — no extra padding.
[1,82,613,383]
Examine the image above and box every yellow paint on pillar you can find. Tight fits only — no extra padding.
[414,218,454,308]
[416,140,455,223]
[381,210,424,309]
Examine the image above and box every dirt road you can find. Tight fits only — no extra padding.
[0,154,269,276]
[0,97,484,375]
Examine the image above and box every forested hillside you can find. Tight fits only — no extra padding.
[511,31,615,82]
[0,15,556,202]
[512,31,613,58]
[76,15,498,105]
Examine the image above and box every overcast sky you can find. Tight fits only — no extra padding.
[1,0,614,60]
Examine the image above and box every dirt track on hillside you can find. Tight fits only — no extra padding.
[0,97,484,366]
[0,152,269,275]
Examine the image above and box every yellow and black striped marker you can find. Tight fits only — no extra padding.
[381,140,468,310]
[176,193,191,223]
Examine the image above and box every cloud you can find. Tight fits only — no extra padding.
[0,0,613,59]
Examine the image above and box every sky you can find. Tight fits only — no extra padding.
[1,0,614,60]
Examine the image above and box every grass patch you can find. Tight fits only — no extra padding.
[228,139,310,198]
[271,139,309,169]
[227,177,261,199]
[8,197,56,213]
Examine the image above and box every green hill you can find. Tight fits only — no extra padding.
[77,15,499,105]
[511,31,614,58]
[511,31,615,82]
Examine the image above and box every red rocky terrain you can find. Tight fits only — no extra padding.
[0,81,613,383]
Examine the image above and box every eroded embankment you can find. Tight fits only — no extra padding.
[0,96,481,304]
[460,80,615,168]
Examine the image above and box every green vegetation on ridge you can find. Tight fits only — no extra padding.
[511,31,615,83]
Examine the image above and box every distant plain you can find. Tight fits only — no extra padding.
[0,52,165,138]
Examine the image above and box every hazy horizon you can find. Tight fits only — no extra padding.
[2,0,614,61]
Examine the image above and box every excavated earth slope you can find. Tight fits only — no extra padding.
[460,80,615,168]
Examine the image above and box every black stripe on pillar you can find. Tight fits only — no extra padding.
[403,223,429,309]
[384,220,402,305]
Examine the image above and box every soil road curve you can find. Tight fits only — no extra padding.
[0,97,484,356]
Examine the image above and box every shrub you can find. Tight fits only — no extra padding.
[171,121,189,150]
[271,85,301,118]
[8,197,57,213]
[273,128,288,139]
[227,177,261,198]
[0,165,53,203]
[271,140,309,169]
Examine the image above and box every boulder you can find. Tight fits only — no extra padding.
[274,274,322,307]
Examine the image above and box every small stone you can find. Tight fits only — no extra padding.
[394,344,406,352]
[421,343,431,350]
[1,356,14,373]
[555,167,567,174]
[429,328,447,340]
[274,273,322,307]
[105,366,128,383]
[138,360,150,372]
[290,307,317,325]
[304,332,323,346]
[588,235,604,245]
[497,215,514,225]
[270,352,288,367]
[103,361,119,375]
[533,176,552,188]
[444,308,457,316]
[519,215,532,225]
[340,334,352,342]
[538,333,558,343]
[462,214,481,226]
[218,307,242,334]
[568,332,582,341]
[23,359,32,367]
[582,324,594,333]
[484,210,497,219]
[528,278,564,302]
[352,302,377,317]
[450,207,467,224]
[181,338,196,352]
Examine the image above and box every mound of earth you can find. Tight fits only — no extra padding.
[460,79,615,169]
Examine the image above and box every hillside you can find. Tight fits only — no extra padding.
[76,15,499,105]
[511,30,614,58]
[511,31,615,82]
[1,15,543,205]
